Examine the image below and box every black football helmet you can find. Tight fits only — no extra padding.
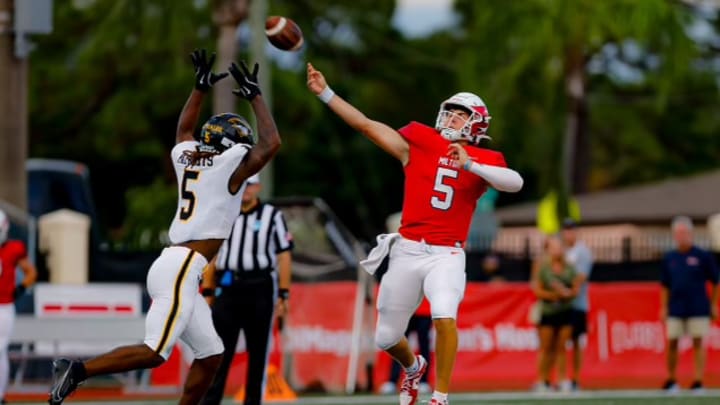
[199,113,255,153]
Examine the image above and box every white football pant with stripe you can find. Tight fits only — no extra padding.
[144,246,223,360]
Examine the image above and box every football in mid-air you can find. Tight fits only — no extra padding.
[265,16,304,51]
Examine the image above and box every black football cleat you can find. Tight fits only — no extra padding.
[48,359,83,404]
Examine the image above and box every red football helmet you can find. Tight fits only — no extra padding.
[435,92,491,144]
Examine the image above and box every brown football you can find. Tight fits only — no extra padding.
[265,16,304,52]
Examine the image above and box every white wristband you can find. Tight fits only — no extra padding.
[318,86,335,104]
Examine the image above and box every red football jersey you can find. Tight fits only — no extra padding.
[0,240,27,304]
[397,122,507,247]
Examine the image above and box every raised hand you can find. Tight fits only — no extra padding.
[306,63,328,95]
[190,48,228,92]
[229,61,261,100]
[447,142,470,166]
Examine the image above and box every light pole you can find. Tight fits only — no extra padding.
[212,0,272,198]
[0,0,51,210]
[0,0,28,210]
[247,0,273,198]
[0,0,52,210]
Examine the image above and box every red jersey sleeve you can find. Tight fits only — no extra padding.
[6,240,27,262]
[0,240,27,303]
[488,150,507,167]
[470,147,507,168]
[397,121,427,146]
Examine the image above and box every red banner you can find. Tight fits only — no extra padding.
[284,281,363,392]
[374,282,720,390]
[155,282,720,393]
[153,282,363,394]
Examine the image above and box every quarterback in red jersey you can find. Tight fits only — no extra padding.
[0,209,37,404]
[307,64,522,405]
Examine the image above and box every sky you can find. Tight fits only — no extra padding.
[392,0,457,38]
[265,0,457,68]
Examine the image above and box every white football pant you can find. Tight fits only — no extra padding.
[144,246,223,360]
[0,303,14,399]
[375,237,466,349]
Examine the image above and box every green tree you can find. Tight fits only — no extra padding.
[454,0,703,220]
[27,0,720,245]
[29,0,217,246]
[265,0,453,237]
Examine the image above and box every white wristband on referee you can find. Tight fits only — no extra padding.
[318,86,335,104]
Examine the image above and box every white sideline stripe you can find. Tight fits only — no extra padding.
[265,17,287,36]
[288,389,720,404]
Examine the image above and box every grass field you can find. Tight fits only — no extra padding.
[16,390,720,405]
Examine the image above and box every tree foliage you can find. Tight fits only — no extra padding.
[28,0,720,247]
[453,0,711,219]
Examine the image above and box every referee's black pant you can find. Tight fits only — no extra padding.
[201,272,276,405]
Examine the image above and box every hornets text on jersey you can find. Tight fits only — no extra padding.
[168,141,251,244]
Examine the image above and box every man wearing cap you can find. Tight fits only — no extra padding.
[200,174,294,405]
[560,218,593,391]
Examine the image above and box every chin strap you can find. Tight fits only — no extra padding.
[439,128,461,141]
[473,134,492,143]
[440,128,492,144]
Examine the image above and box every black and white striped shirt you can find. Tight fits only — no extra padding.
[216,202,293,273]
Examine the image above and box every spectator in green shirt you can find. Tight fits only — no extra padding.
[531,235,583,393]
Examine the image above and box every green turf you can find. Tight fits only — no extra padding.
[271,390,720,405]
[18,390,720,404]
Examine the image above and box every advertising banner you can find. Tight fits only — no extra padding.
[156,282,720,392]
[374,283,720,390]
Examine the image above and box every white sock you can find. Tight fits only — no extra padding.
[404,357,419,374]
[432,391,448,403]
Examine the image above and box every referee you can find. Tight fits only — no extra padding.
[200,174,293,405]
